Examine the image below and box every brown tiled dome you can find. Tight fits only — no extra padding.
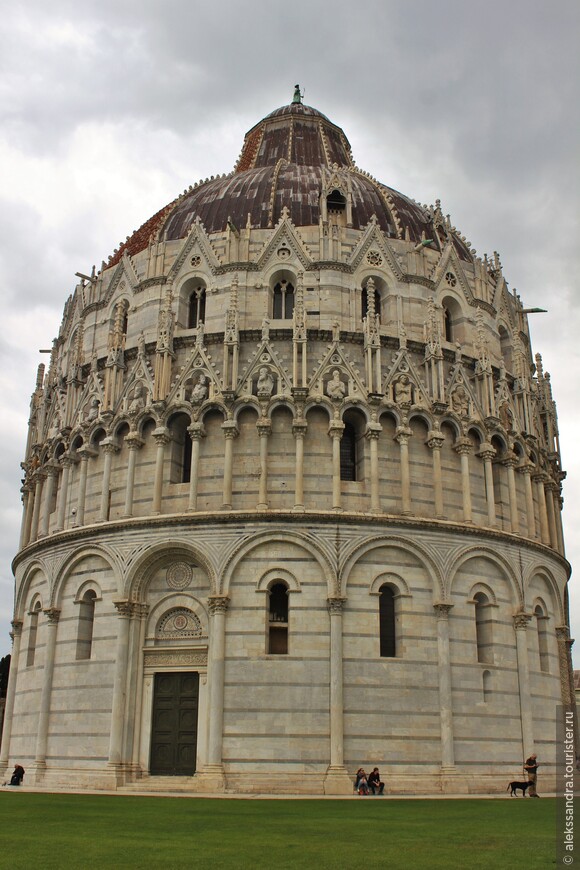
[108,98,472,266]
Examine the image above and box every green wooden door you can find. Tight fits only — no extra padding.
[150,672,199,775]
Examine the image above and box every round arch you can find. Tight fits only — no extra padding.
[340,535,444,600]
[448,547,523,609]
[122,540,217,600]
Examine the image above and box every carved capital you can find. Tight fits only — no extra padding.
[101,440,120,456]
[556,625,571,642]
[125,435,145,451]
[454,437,472,457]
[365,423,382,441]
[43,607,61,625]
[257,420,272,438]
[426,431,445,450]
[114,600,135,618]
[395,426,412,446]
[10,619,23,638]
[292,421,307,438]
[327,597,346,614]
[502,451,518,469]
[152,428,170,447]
[513,612,532,630]
[208,596,230,615]
[433,602,453,619]
[187,424,206,441]
[477,442,496,462]
[221,421,239,440]
[328,423,345,439]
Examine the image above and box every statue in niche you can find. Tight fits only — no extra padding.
[499,401,514,431]
[85,397,100,422]
[257,367,274,398]
[128,382,146,414]
[394,374,412,406]
[190,374,209,405]
[451,378,469,417]
[326,369,346,401]
[261,318,270,341]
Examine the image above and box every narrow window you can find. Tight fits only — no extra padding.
[535,605,550,673]
[340,422,357,481]
[379,585,396,657]
[26,602,42,667]
[169,414,192,483]
[474,592,493,664]
[268,582,288,654]
[443,306,452,342]
[188,287,206,329]
[327,189,346,214]
[482,669,492,702]
[273,281,294,319]
[76,590,97,661]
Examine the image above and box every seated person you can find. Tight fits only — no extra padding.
[10,765,25,786]
[354,768,369,795]
[367,767,385,795]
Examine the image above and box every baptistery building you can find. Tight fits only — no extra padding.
[1,89,574,794]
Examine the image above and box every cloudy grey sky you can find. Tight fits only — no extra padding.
[1,0,578,657]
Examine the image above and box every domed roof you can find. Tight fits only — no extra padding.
[107,94,472,267]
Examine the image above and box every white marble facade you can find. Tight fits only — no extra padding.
[0,94,574,794]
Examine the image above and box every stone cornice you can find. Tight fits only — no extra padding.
[13,506,571,578]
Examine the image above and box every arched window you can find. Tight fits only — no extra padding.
[362,282,381,321]
[26,601,42,667]
[188,286,206,329]
[474,592,493,664]
[482,669,492,702]
[268,582,289,654]
[76,590,97,660]
[340,410,365,481]
[169,413,192,484]
[340,422,356,481]
[327,189,346,215]
[443,306,453,342]
[534,604,550,673]
[379,585,396,657]
[273,281,295,319]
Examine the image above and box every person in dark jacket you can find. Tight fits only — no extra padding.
[367,767,385,795]
[9,765,25,786]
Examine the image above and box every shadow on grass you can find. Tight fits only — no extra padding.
[0,793,555,870]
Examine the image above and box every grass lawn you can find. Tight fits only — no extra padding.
[0,792,555,869]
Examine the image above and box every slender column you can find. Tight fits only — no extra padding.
[55,458,72,532]
[34,608,61,769]
[256,420,271,511]
[328,598,347,769]
[395,426,413,515]
[533,472,550,545]
[555,492,565,556]
[152,428,169,515]
[434,603,456,769]
[130,604,150,770]
[427,432,445,519]
[206,596,229,771]
[329,423,344,512]
[518,463,537,539]
[187,424,204,512]
[30,472,45,542]
[123,436,143,518]
[366,424,382,513]
[503,452,519,534]
[477,443,496,528]
[20,485,34,548]
[221,422,238,509]
[513,613,534,756]
[292,421,307,512]
[39,465,58,537]
[0,620,23,769]
[545,480,558,550]
[99,441,118,522]
[76,447,95,526]
[108,601,134,766]
[454,438,473,524]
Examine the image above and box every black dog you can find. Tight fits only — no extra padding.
[507,781,530,796]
